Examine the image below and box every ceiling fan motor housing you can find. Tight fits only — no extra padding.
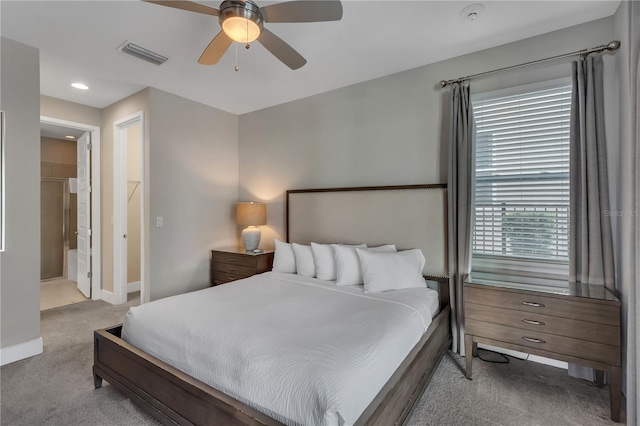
[219,0,264,43]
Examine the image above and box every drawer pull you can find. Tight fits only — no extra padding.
[522,336,545,344]
[227,258,237,262]
[522,319,545,326]
[522,301,545,308]
[228,266,236,271]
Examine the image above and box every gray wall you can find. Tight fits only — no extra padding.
[149,88,239,300]
[101,89,150,296]
[42,86,240,302]
[40,95,101,127]
[239,17,617,249]
[0,37,41,349]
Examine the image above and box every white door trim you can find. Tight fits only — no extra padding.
[76,132,91,297]
[40,116,101,301]
[113,111,145,305]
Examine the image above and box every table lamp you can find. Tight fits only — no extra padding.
[236,202,266,252]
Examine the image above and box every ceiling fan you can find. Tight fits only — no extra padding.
[144,0,343,70]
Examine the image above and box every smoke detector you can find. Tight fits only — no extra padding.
[461,3,484,21]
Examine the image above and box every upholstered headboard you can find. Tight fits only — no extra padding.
[286,184,448,280]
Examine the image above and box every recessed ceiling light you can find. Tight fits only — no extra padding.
[65,135,76,139]
[461,3,484,21]
[71,82,89,90]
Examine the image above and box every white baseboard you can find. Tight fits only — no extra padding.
[101,289,117,305]
[127,281,140,293]
[0,337,43,366]
[478,343,569,370]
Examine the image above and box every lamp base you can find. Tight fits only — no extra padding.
[242,226,261,252]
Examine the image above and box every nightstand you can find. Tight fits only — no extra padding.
[210,247,274,286]
[464,278,622,422]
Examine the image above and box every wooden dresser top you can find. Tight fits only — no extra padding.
[465,276,619,306]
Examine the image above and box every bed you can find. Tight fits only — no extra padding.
[93,184,451,426]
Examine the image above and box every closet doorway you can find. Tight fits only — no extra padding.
[113,111,146,305]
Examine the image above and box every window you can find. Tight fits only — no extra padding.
[471,80,571,276]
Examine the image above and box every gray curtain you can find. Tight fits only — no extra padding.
[569,54,615,289]
[628,1,639,424]
[447,82,474,355]
[568,54,615,380]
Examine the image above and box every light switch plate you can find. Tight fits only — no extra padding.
[156,216,163,228]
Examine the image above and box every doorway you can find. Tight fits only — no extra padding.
[113,112,145,305]
[39,123,92,310]
[40,116,102,307]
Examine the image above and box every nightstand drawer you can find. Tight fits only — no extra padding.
[211,252,257,268]
[465,303,620,346]
[466,285,619,326]
[212,262,255,278]
[210,248,274,287]
[212,272,247,285]
[466,319,620,366]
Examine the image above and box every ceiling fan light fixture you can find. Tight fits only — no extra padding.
[219,0,263,44]
[222,17,261,43]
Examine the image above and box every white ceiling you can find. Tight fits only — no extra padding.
[1,1,620,115]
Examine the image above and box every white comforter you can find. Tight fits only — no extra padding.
[122,272,439,426]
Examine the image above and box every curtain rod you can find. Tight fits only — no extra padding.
[438,40,621,88]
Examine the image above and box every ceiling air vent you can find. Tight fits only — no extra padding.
[117,41,168,66]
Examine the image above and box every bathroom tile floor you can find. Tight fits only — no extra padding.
[40,278,89,311]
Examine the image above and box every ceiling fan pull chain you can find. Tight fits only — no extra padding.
[235,43,239,72]
[245,18,250,50]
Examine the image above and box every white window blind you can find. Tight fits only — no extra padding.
[472,81,571,263]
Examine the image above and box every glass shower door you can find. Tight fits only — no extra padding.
[41,179,65,280]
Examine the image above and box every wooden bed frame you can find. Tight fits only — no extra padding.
[93,184,452,426]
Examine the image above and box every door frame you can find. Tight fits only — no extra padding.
[40,116,102,300]
[113,111,145,305]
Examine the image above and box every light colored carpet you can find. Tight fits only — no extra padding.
[1,297,625,425]
[407,350,625,426]
[1,294,160,426]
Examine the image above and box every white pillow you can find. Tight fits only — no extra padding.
[357,248,427,293]
[335,244,395,286]
[310,243,337,280]
[272,239,296,273]
[311,243,367,281]
[292,243,316,277]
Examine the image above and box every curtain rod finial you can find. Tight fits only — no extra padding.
[439,80,449,88]
[607,40,620,51]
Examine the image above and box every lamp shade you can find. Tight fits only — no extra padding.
[236,202,267,226]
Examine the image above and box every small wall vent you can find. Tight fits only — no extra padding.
[117,41,168,66]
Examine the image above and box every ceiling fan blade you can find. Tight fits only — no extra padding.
[258,28,307,70]
[261,0,342,23]
[198,31,233,65]
[143,0,219,16]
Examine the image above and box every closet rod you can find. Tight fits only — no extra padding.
[438,40,620,88]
